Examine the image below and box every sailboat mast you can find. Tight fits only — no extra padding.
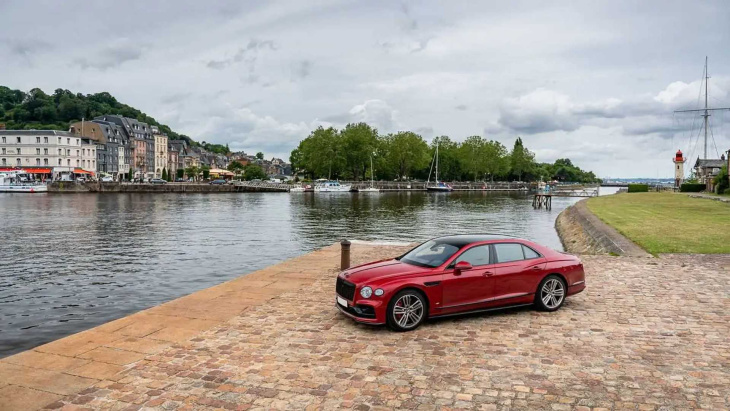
[435,142,439,182]
[703,56,710,159]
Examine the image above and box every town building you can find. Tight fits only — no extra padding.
[0,130,96,180]
[152,126,168,178]
[167,145,179,180]
[694,155,726,191]
[69,120,123,179]
[94,115,154,179]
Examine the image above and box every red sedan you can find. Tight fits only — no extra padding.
[335,235,585,331]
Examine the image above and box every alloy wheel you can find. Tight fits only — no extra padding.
[392,294,424,329]
[540,278,565,309]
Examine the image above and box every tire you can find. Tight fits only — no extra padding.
[386,289,427,331]
[534,275,567,312]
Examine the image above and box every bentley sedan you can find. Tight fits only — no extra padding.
[335,235,585,331]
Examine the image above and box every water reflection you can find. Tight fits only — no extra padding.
[0,191,593,357]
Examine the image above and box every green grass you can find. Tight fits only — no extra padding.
[586,192,730,254]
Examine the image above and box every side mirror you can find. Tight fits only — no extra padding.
[454,261,472,275]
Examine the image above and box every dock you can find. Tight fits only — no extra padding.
[0,243,728,409]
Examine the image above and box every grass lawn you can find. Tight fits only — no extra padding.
[586,192,730,254]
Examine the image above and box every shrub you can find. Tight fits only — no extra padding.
[680,183,705,192]
[724,188,730,195]
[627,184,649,193]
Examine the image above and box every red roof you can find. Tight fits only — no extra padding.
[74,168,94,175]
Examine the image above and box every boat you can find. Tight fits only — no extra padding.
[426,142,453,192]
[290,184,312,193]
[314,180,352,192]
[359,157,380,193]
[0,170,48,193]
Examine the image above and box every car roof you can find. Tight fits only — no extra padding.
[431,234,524,247]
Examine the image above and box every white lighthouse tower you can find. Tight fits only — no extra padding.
[673,149,686,189]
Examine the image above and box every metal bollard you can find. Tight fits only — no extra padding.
[340,239,351,270]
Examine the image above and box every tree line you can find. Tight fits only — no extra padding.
[290,123,600,183]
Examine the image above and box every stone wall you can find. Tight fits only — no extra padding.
[555,198,651,257]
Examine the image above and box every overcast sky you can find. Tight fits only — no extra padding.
[2,0,730,178]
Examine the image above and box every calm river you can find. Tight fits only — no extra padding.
[0,190,615,357]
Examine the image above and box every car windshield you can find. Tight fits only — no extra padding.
[398,240,460,268]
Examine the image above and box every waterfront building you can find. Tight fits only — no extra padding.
[167,145,179,179]
[694,155,726,191]
[69,120,123,179]
[0,130,95,180]
[152,127,168,178]
[94,115,154,179]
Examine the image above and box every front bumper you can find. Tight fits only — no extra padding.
[334,296,387,325]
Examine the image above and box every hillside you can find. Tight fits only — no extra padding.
[0,86,195,146]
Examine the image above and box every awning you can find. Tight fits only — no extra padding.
[73,168,95,175]
[209,168,234,176]
[0,167,52,173]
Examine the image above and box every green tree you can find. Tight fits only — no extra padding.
[161,168,168,181]
[509,137,535,181]
[128,167,134,181]
[340,122,378,180]
[201,165,211,180]
[185,166,199,181]
[244,164,267,180]
[713,165,728,193]
[176,168,184,179]
[256,152,264,160]
[429,136,461,181]
[292,126,343,179]
[227,161,245,174]
[381,131,430,180]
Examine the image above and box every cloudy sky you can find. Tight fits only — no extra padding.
[2,0,730,178]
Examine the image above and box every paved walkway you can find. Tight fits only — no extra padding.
[2,246,729,410]
[686,193,730,203]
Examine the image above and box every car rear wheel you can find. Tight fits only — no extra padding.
[386,290,426,331]
[535,275,566,311]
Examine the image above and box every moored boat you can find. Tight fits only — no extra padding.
[426,141,453,192]
[315,180,352,192]
[0,170,48,193]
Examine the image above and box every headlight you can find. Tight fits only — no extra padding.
[374,289,384,296]
[360,286,373,298]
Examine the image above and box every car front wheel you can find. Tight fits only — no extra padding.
[535,275,566,311]
[386,290,426,331]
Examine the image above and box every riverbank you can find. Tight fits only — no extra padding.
[2,244,728,410]
[47,181,288,193]
[586,192,730,254]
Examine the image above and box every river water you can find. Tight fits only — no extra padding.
[0,189,615,357]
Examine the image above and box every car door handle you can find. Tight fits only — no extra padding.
[482,271,495,277]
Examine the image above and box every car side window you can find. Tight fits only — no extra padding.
[522,245,540,259]
[494,243,525,263]
[453,245,490,267]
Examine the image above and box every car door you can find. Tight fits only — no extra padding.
[491,243,546,302]
[441,245,496,310]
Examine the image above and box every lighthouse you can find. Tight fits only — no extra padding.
[673,150,685,189]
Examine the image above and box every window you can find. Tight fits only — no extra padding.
[16,137,21,143]
[66,149,70,156]
[76,160,80,167]
[16,148,21,154]
[36,148,40,155]
[1,137,5,143]
[522,245,540,259]
[399,240,461,268]
[76,139,79,145]
[1,159,4,165]
[58,149,62,155]
[67,159,70,166]
[36,158,40,165]
[58,137,61,144]
[44,137,48,143]
[58,159,62,165]
[67,138,70,144]
[453,245,491,267]
[16,158,21,165]
[44,159,48,165]
[44,148,48,155]
[76,150,79,157]
[1,148,4,154]
[494,243,526,263]
[36,137,41,143]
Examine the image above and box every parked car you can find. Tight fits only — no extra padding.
[101,176,113,182]
[175,178,185,182]
[335,234,585,331]
[149,178,167,184]
[209,179,226,185]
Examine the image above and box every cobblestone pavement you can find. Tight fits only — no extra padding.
[43,252,730,410]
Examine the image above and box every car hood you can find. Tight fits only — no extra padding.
[341,259,426,284]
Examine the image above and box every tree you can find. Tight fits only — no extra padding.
[176,168,184,179]
[510,137,535,181]
[381,131,430,180]
[244,164,267,180]
[256,152,264,160]
[340,122,378,180]
[185,166,199,181]
[429,136,461,181]
[128,167,134,181]
[161,168,168,181]
[713,165,728,193]
[201,165,211,180]
[227,161,245,174]
[292,126,343,179]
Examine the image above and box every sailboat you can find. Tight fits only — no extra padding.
[426,141,453,192]
[359,156,380,192]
